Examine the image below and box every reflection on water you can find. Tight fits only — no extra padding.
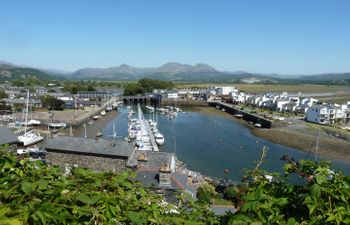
[103,107,350,181]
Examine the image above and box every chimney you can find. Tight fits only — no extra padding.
[138,152,148,162]
[159,163,171,186]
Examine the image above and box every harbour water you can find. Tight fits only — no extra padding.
[102,107,350,181]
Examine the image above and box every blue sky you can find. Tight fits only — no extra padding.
[0,0,349,74]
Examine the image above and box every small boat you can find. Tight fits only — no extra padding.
[28,119,41,126]
[96,131,103,137]
[93,115,100,120]
[48,122,66,128]
[221,108,226,112]
[100,110,106,116]
[126,106,131,110]
[154,133,165,145]
[106,106,113,112]
[234,113,243,119]
[145,105,154,112]
[254,123,262,128]
[50,129,59,134]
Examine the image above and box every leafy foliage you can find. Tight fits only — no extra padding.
[0,150,218,224]
[40,95,65,111]
[124,78,174,95]
[62,81,97,94]
[224,152,350,225]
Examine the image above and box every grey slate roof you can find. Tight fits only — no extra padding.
[127,150,175,169]
[44,136,133,159]
[309,105,327,110]
[136,170,187,190]
[2,98,41,104]
[0,127,19,145]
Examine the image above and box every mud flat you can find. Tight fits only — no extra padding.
[193,106,350,162]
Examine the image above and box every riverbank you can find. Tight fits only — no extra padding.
[193,106,350,162]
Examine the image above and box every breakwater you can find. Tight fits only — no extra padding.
[161,99,208,107]
[208,101,272,128]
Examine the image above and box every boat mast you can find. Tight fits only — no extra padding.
[113,123,116,138]
[84,123,87,139]
[315,130,320,162]
[174,136,176,155]
[24,90,29,134]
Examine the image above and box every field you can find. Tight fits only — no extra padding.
[175,83,348,93]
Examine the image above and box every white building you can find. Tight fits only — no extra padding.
[305,105,330,124]
[215,86,237,96]
[305,104,346,124]
[166,91,179,99]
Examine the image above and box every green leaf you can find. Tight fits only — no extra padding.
[310,184,321,199]
[21,181,35,194]
[35,211,46,225]
[127,211,147,224]
[37,179,48,190]
[316,175,327,184]
[77,193,91,205]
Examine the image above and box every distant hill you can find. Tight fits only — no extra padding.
[0,64,56,81]
[299,73,350,81]
[1,60,349,84]
[69,62,275,82]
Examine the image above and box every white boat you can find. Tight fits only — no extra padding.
[96,131,103,137]
[48,122,66,128]
[18,91,44,147]
[254,123,262,128]
[106,106,113,112]
[93,115,100,120]
[18,130,44,147]
[145,105,154,112]
[100,110,106,116]
[126,106,131,109]
[233,113,243,119]
[154,133,165,145]
[28,119,41,126]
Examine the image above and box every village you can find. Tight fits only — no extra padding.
[153,86,350,128]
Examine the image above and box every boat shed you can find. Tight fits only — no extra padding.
[44,136,134,172]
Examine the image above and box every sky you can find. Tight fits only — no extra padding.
[0,0,349,74]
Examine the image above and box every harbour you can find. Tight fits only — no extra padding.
[101,105,350,181]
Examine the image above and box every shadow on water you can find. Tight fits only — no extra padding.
[103,107,350,181]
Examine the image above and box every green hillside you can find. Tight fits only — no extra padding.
[0,64,54,81]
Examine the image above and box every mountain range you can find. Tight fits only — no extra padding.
[0,60,349,83]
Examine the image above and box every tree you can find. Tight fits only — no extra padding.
[123,83,144,96]
[87,85,95,91]
[41,95,65,111]
[0,90,8,99]
[197,182,218,204]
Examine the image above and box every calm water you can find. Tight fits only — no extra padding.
[102,107,350,181]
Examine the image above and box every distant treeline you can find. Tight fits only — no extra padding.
[123,78,174,95]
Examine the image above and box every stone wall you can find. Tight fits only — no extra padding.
[46,152,126,173]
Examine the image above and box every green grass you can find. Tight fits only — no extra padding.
[174,83,347,94]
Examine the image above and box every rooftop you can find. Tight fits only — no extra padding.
[44,136,133,159]
[127,150,175,169]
